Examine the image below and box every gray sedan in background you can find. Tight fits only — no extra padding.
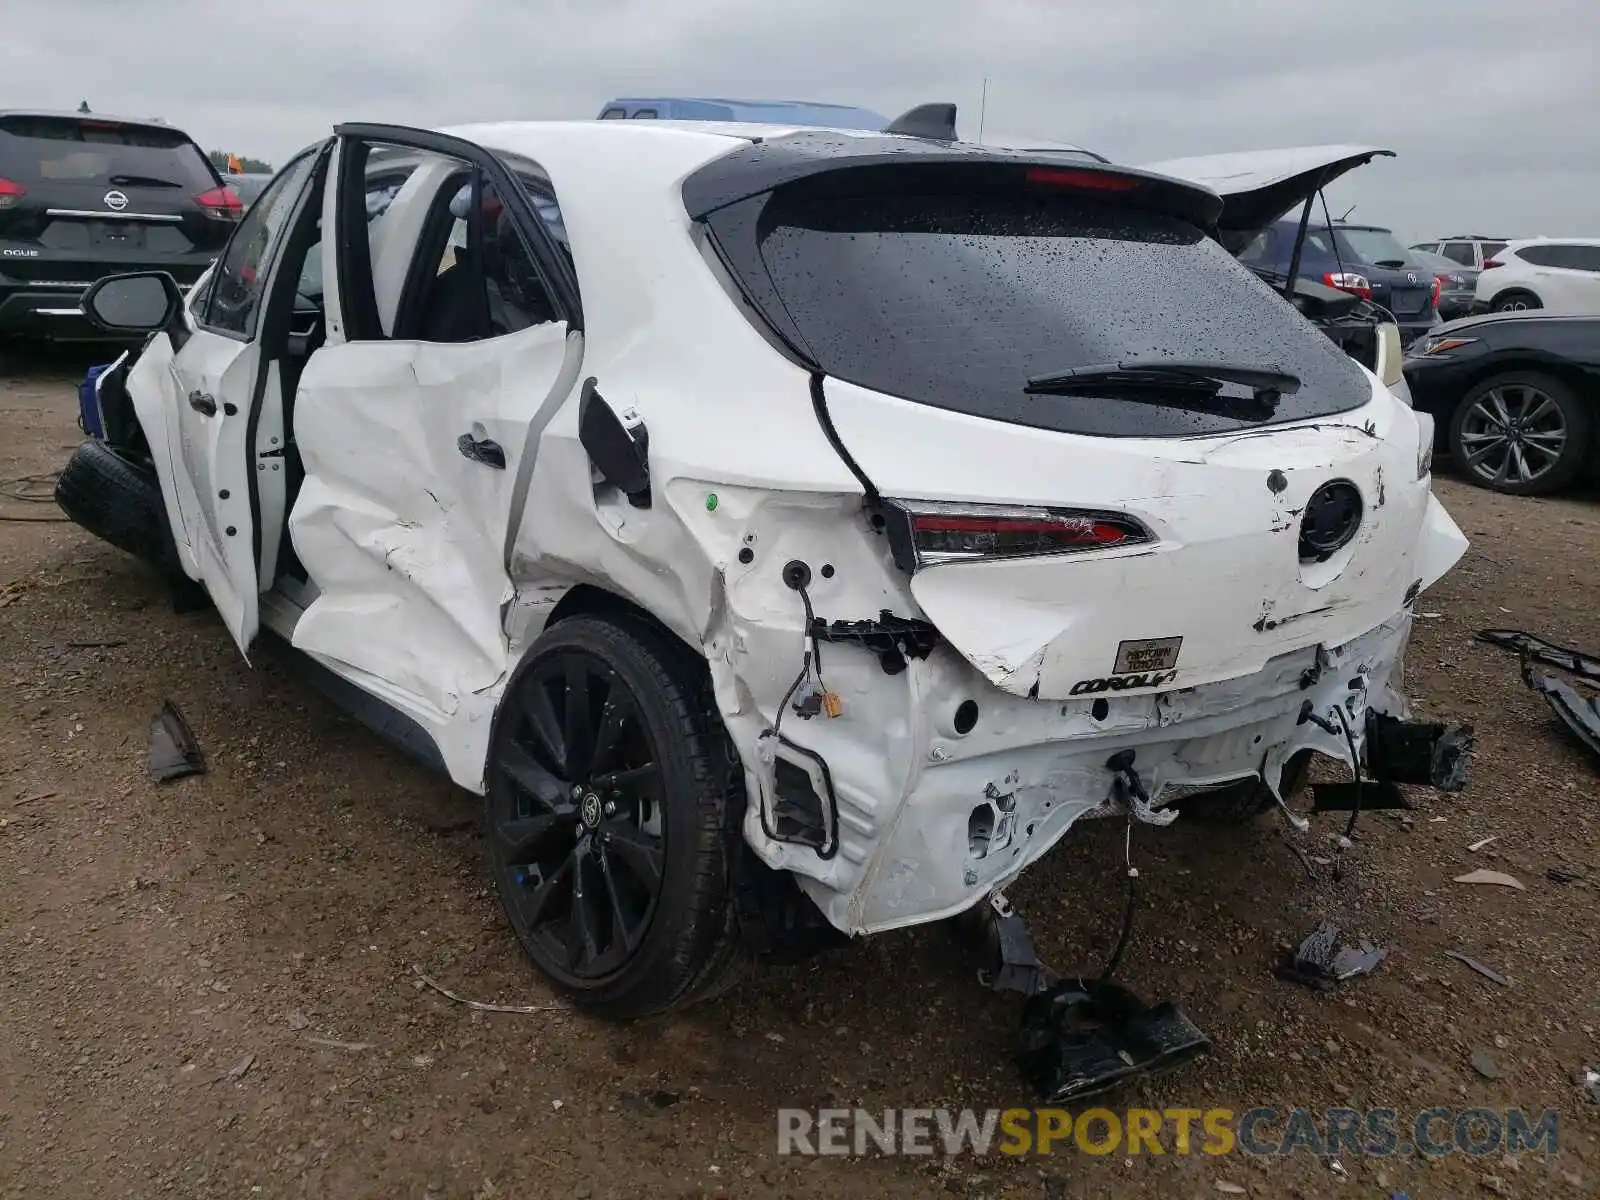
[1411,248,1479,320]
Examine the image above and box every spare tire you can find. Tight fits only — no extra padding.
[54,440,167,565]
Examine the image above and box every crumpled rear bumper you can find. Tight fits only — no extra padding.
[754,613,1419,936]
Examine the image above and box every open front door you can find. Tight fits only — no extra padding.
[163,148,327,653]
[282,127,583,755]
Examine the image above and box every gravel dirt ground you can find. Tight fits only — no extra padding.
[1,343,1597,1200]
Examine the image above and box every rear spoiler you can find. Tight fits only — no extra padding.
[681,130,1223,230]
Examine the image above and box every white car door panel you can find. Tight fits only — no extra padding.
[164,148,325,653]
[286,319,573,716]
[172,333,265,640]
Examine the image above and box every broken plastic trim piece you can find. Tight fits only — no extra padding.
[1476,628,1600,765]
[147,700,205,782]
[1274,921,1387,991]
[1477,628,1600,682]
[809,610,938,676]
[1523,669,1600,763]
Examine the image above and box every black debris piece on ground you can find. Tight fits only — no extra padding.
[1478,629,1600,680]
[1362,711,1476,792]
[1523,671,1600,764]
[1547,867,1589,885]
[1015,981,1211,1104]
[147,700,205,782]
[1274,921,1388,991]
[1477,628,1600,765]
[1444,950,1513,987]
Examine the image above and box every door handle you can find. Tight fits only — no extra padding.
[188,390,217,416]
[457,432,506,470]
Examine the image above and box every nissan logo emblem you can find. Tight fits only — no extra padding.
[103,190,129,212]
[1298,479,1364,563]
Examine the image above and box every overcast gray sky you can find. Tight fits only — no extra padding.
[7,0,1595,241]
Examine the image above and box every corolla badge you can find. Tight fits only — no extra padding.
[103,190,129,212]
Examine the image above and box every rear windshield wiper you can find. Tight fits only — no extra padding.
[106,173,183,188]
[1024,361,1301,423]
[1026,360,1302,397]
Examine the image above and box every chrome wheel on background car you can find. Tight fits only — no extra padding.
[1449,372,1590,496]
[485,615,744,1017]
[1491,290,1541,312]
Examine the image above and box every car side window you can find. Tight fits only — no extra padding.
[1480,242,1506,261]
[1517,244,1559,268]
[631,109,659,119]
[401,172,560,343]
[1441,242,1474,266]
[1566,245,1600,272]
[200,151,319,338]
[600,108,626,119]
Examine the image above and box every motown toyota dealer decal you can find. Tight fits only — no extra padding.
[1070,637,1184,695]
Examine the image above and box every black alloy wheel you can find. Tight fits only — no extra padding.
[485,615,744,1017]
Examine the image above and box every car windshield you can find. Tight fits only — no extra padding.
[749,189,1370,438]
[1331,226,1412,267]
[0,115,217,191]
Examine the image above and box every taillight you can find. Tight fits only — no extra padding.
[883,499,1152,572]
[1322,271,1372,300]
[1024,166,1139,192]
[1481,259,1503,270]
[1430,276,1442,308]
[0,178,26,210]
[193,185,243,222]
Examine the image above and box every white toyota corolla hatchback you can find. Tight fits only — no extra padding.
[58,114,1469,1023]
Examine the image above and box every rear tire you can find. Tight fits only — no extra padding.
[485,615,745,1019]
[1490,289,1541,313]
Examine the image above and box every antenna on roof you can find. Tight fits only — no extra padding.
[885,103,958,141]
[978,78,989,144]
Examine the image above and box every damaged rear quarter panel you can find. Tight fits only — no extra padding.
[821,374,1465,699]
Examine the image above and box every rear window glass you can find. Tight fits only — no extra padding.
[749,190,1370,437]
[1330,227,1411,266]
[0,116,218,191]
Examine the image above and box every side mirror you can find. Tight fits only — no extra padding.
[81,272,184,334]
[578,378,650,508]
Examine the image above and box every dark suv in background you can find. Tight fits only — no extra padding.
[0,110,239,341]
[1241,219,1440,345]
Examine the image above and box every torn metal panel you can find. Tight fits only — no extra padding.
[286,321,573,734]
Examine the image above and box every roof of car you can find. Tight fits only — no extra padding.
[0,109,190,135]
[1501,235,1600,247]
[607,97,879,111]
